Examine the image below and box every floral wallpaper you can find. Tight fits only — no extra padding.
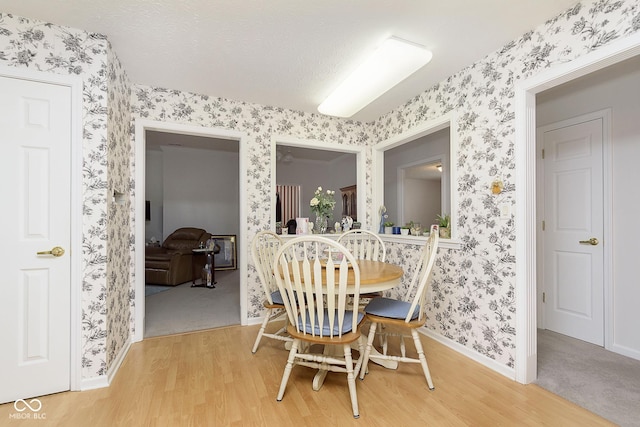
[130,0,640,371]
[0,13,131,379]
[2,0,640,384]
[106,45,132,369]
[375,0,640,367]
[131,87,371,321]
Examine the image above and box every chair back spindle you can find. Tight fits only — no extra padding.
[250,231,292,353]
[275,237,361,339]
[251,231,282,305]
[337,229,386,262]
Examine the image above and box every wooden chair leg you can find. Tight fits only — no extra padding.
[353,335,365,378]
[359,322,378,380]
[411,329,434,390]
[277,339,299,401]
[343,343,360,419]
[251,308,272,353]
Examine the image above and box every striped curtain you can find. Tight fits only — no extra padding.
[276,184,301,225]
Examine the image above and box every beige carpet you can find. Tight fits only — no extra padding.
[536,329,640,427]
[144,269,240,338]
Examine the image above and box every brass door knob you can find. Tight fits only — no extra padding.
[578,238,599,246]
[37,246,65,257]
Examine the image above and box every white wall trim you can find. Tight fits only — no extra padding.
[246,316,264,327]
[271,135,367,227]
[133,119,248,342]
[0,64,84,392]
[601,110,615,354]
[80,376,109,391]
[514,31,640,384]
[380,234,462,250]
[611,343,640,361]
[107,339,131,385]
[70,75,84,392]
[421,329,515,380]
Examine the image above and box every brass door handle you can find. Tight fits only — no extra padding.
[578,238,599,246]
[37,246,65,257]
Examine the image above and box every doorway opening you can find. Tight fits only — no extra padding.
[515,32,640,384]
[536,110,609,345]
[134,120,247,342]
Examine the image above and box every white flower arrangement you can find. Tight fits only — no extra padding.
[309,186,336,217]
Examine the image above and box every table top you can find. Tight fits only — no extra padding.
[192,247,219,254]
[282,259,403,294]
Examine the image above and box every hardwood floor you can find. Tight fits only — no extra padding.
[0,324,614,426]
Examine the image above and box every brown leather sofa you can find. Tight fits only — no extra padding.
[145,227,212,286]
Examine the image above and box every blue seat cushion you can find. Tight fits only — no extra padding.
[298,310,364,336]
[270,290,284,305]
[272,290,304,305]
[364,297,420,320]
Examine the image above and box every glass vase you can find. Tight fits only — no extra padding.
[314,213,328,234]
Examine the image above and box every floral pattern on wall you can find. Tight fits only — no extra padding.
[2,0,640,382]
[131,86,371,321]
[374,0,640,367]
[0,13,130,379]
[106,45,132,368]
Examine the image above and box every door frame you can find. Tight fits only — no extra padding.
[514,31,640,384]
[133,119,248,342]
[0,64,84,391]
[536,109,611,343]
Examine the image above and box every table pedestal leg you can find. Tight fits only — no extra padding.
[312,337,398,391]
[366,345,398,369]
[350,338,398,370]
[312,370,329,391]
[312,345,332,391]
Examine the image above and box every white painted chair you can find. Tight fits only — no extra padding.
[274,236,364,418]
[337,228,386,262]
[359,225,439,389]
[250,231,292,353]
[338,228,386,304]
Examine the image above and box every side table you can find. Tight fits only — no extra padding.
[191,247,219,288]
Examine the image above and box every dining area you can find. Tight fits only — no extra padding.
[250,226,440,418]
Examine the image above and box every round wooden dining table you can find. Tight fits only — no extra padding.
[297,259,403,293]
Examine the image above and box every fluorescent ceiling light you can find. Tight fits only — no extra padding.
[318,37,433,118]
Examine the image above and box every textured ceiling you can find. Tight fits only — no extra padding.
[2,0,578,122]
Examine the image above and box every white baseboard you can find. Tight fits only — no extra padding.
[80,375,109,391]
[420,328,516,380]
[610,343,640,362]
[80,339,132,391]
[107,339,132,384]
[247,316,263,326]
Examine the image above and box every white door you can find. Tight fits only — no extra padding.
[0,75,72,403]
[542,117,604,345]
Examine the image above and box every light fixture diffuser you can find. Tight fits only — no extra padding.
[318,37,432,118]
